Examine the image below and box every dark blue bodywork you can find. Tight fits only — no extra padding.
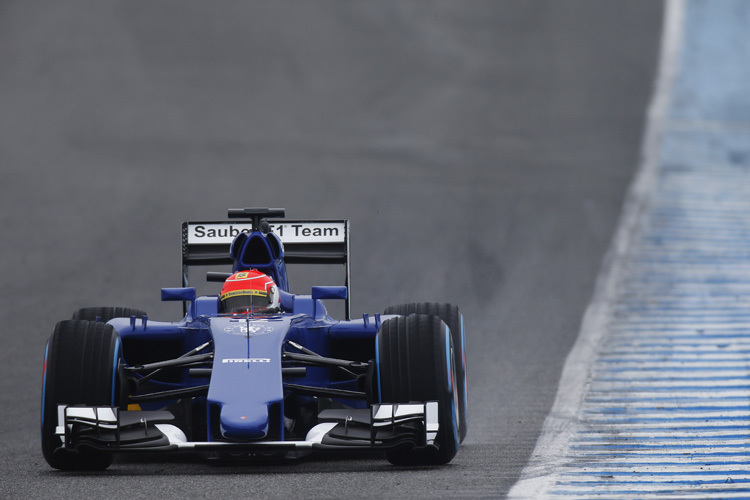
[108,223,381,443]
[43,210,463,469]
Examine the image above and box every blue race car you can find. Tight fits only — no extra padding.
[41,208,467,470]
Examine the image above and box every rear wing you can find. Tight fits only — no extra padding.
[181,219,351,317]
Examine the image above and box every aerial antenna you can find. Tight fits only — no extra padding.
[227,208,286,231]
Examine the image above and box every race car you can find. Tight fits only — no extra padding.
[41,208,467,470]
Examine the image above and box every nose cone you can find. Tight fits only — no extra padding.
[219,403,269,440]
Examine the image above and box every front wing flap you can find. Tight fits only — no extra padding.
[53,402,439,455]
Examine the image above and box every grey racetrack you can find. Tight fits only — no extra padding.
[0,2,662,498]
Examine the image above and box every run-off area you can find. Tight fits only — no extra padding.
[509,1,750,498]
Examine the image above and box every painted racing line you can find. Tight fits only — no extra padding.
[508,1,750,498]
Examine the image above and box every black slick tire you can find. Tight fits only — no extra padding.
[377,315,460,465]
[383,302,467,443]
[41,320,123,471]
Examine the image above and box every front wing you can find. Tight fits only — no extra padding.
[51,402,439,456]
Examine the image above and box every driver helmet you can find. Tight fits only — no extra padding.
[220,270,280,314]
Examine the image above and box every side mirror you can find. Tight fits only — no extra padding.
[311,286,348,301]
[161,287,197,302]
[311,286,347,319]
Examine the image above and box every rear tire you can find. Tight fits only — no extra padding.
[71,306,147,322]
[377,315,459,465]
[41,320,123,471]
[383,302,467,443]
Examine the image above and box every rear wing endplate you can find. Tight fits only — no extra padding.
[181,219,351,318]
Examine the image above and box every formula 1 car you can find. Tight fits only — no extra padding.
[41,208,467,470]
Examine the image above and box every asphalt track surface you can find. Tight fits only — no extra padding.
[0,2,662,498]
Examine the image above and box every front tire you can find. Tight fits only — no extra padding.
[383,302,467,443]
[41,320,123,471]
[377,315,459,465]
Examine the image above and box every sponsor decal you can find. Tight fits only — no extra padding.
[223,323,274,337]
[187,222,345,244]
[220,289,267,301]
[188,223,253,244]
[222,358,271,364]
[267,222,345,243]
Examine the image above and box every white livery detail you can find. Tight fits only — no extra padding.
[187,221,346,245]
[305,422,339,444]
[155,424,188,444]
